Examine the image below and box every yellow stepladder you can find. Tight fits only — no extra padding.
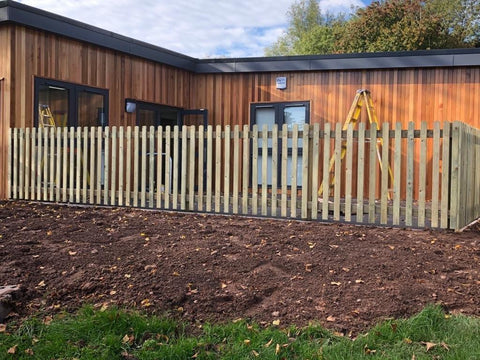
[318,89,394,199]
[38,104,57,128]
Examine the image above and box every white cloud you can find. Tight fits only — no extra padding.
[319,0,364,15]
[17,0,366,58]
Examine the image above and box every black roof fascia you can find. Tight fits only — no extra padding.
[195,48,480,73]
[1,0,480,74]
[0,0,197,72]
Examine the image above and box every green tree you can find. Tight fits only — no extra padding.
[265,0,347,56]
[336,0,461,53]
[265,0,479,56]
[429,0,480,47]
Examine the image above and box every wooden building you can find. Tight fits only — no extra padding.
[1,0,480,202]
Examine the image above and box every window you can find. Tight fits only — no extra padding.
[34,78,108,128]
[128,99,208,128]
[250,101,310,186]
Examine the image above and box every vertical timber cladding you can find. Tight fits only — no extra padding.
[9,25,194,128]
[192,67,480,201]
[192,68,480,129]
[0,25,12,200]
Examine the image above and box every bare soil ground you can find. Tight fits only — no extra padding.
[1,201,479,335]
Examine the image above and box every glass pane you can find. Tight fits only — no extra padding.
[38,85,69,127]
[137,109,157,127]
[78,91,107,127]
[255,107,275,186]
[284,105,306,185]
[284,105,306,129]
[285,105,306,148]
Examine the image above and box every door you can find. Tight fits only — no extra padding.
[250,101,309,186]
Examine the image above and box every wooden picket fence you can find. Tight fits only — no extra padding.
[7,121,480,230]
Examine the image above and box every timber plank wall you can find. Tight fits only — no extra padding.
[192,69,480,129]
[0,26,11,199]
[5,24,480,130]
[7,25,194,128]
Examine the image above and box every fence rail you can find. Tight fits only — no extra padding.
[8,121,480,230]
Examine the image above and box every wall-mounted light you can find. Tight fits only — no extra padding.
[125,99,136,113]
[276,77,287,90]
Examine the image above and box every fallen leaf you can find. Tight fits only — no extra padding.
[68,251,77,256]
[264,339,273,348]
[37,280,46,287]
[25,348,34,356]
[46,230,52,236]
[124,274,131,278]
[272,319,280,326]
[109,290,117,295]
[100,303,109,312]
[172,271,180,276]
[330,281,341,286]
[252,350,259,357]
[342,267,350,272]
[122,334,135,345]
[43,316,53,325]
[411,354,416,360]
[326,315,336,322]
[141,299,152,307]
[305,264,312,272]
[355,279,364,284]
[244,339,251,345]
[440,342,450,351]
[404,338,412,344]
[7,345,17,354]
[0,324,6,332]
[275,344,280,355]
[422,342,437,351]
[221,283,227,289]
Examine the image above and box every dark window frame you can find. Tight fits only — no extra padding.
[34,77,109,128]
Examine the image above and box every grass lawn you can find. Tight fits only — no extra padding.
[0,305,479,359]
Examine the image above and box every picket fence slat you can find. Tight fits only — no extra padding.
[164,126,171,209]
[7,122,480,231]
[214,125,221,213]
[261,125,268,216]
[380,124,389,225]
[224,125,231,214]
[291,125,298,218]
[321,123,330,220]
[206,126,212,212]
[393,123,401,225]
[406,122,414,226]
[271,125,278,217]
[252,125,258,216]
[281,124,288,217]
[356,122,365,222]
[310,124,320,220]
[181,126,187,210]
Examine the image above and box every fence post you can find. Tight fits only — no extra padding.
[449,121,462,230]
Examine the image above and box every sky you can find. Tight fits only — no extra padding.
[17,0,369,59]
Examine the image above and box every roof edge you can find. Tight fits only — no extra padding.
[1,0,480,74]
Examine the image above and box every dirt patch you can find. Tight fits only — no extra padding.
[1,201,479,335]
